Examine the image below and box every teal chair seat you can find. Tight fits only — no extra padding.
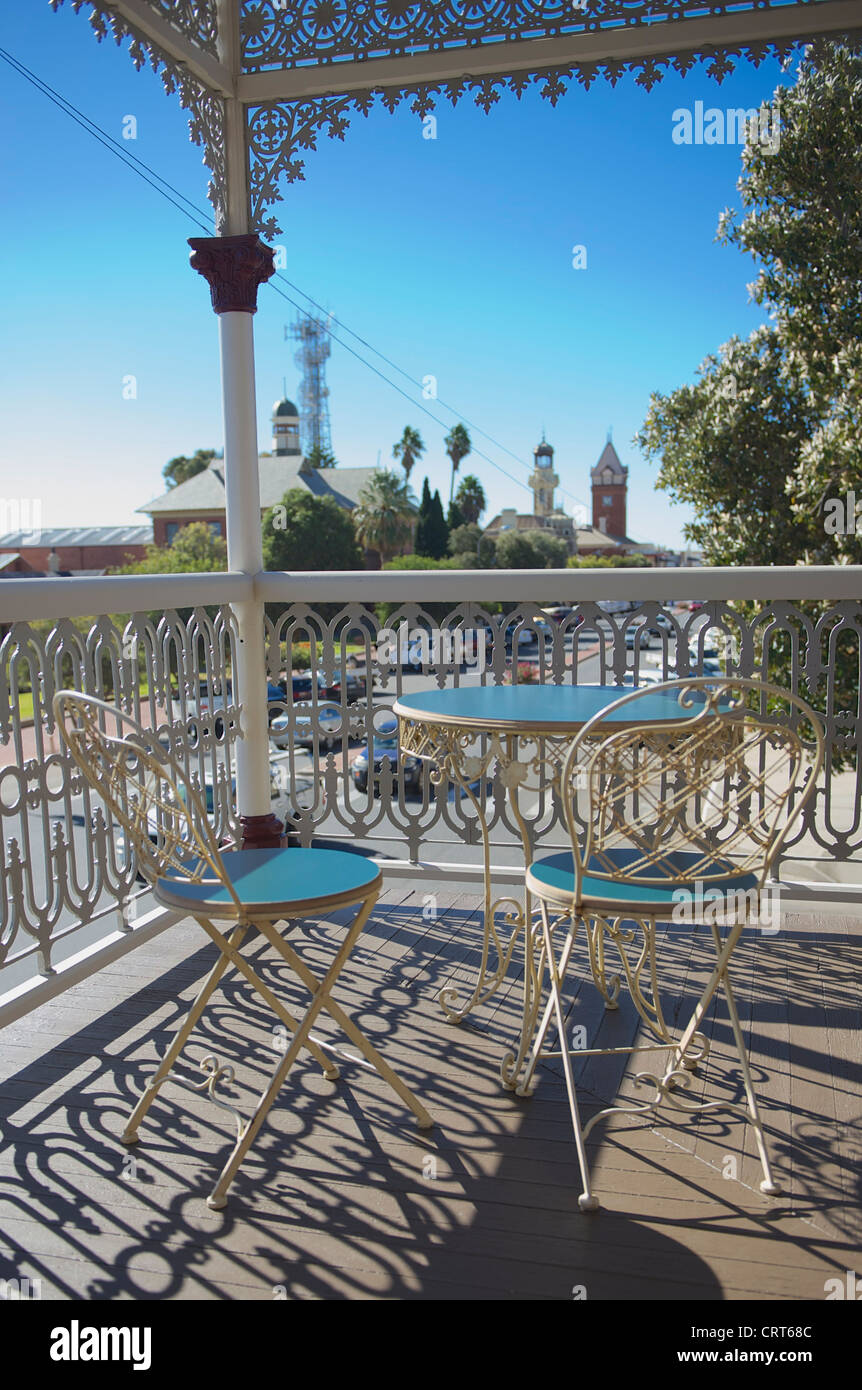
[155,846,381,917]
[527,847,759,915]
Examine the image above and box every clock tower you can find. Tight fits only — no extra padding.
[529,435,558,518]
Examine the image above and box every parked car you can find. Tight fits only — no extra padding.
[351,716,421,795]
[289,671,329,702]
[503,617,554,652]
[266,681,287,721]
[269,758,321,819]
[171,680,230,737]
[624,614,674,649]
[541,606,584,629]
[172,680,286,734]
[270,702,342,750]
[322,671,365,702]
[620,668,666,686]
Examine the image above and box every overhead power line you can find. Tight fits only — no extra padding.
[0,44,591,514]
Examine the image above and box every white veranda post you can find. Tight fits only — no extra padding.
[189,237,280,846]
[188,50,282,844]
[219,308,272,826]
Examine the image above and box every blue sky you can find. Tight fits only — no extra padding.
[0,5,794,548]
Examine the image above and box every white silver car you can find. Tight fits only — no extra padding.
[270,703,342,751]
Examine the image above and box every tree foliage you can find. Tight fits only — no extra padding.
[415,478,449,559]
[304,444,338,469]
[637,41,862,758]
[639,41,862,567]
[352,469,418,563]
[455,474,486,524]
[567,552,648,568]
[495,530,566,569]
[392,426,425,481]
[637,326,818,566]
[444,423,472,504]
[262,489,363,571]
[162,449,217,489]
[113,521,227,574]
[448,522,496,568]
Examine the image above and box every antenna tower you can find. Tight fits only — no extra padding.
[286,312,332,458]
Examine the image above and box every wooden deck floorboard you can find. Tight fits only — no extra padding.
[0,884,859,1300]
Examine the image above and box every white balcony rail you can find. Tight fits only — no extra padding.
[1,566,859,1021]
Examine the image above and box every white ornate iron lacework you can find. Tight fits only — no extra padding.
[54,2,857,235]
[239,1,824,70]
[49,1,226,225]
[264,598,860,865]
[51,0,220,57]
[245,31,829,233]
[0,606,239,979]
[1,590,859,996]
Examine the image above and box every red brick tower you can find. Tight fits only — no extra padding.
[591,436,628,538]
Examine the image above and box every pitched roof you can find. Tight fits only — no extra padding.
[483,512,545,534]
[590,440,628,481]
[0,525,152,548]
[139,458,378,516]
[575,525,638,551]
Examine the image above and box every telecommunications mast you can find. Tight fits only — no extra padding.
[286,312,333,458]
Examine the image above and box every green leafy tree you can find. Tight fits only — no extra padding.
[495,531,543,569]
[717,43,862,407]
[567,552,647,568]
[392,426,425,482]
[524,530,569,568]
[352,469,418,564]
[414,478,433,557]
[415,478,449,559]
[446,499,466,532]
[427,488,449,559]
[455,474,486,525]
[162,449,217,488]
[637,327,817,567]
[448,522,496,568]
[111,521,227,633]
[636,40,862,755]
[304,444,338,469]
[383,555,460,571]
[262,489,363,571]
[715,41,862,562]
[113,521,227,574]
[444,423,472,504]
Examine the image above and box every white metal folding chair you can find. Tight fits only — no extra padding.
[54,690,432,1210]
[521,677,824,1212]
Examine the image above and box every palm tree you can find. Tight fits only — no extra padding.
[455,474,486,524]
[353,470,418,564]
[444,423,471,504]
[392,426,425,482]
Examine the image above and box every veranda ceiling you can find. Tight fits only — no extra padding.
[50,1,860,235]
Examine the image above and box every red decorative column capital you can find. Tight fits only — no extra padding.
[188,234,275,315]
[240,812,287,851]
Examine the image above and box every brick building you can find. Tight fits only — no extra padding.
[484,435,641,560]
[139,397,376,547]
[0,525,152,577]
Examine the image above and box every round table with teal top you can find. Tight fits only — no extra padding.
[393,682,708,1089]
